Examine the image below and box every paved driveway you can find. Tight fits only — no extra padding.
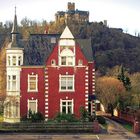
[100,117,140,140]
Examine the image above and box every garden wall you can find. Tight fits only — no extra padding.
[118,111,135,123]
[0,121,100,133]
[118,110,140,134]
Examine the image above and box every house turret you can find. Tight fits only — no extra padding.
[4,7,24,123]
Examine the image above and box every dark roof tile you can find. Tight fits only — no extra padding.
[22,34,93,65]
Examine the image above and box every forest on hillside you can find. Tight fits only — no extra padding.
[1,18,140,114]
[1,18,140,74]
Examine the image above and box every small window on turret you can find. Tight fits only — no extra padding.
[12,75,16,91]
[18,56,21,65]
[12,56,16,66]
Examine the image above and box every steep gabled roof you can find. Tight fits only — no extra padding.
[23,34,60,65]
[21,27,93,66]
[76,39,93,61]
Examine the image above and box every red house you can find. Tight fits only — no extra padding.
[20,26,95,120]
[4,10,95,122]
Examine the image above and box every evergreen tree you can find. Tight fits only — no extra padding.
[118,66,131,91]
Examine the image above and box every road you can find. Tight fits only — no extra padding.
[0,132,139,140]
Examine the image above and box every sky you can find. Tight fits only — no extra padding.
[0,0,140,36]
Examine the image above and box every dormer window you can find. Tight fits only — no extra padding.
[51,37,56,44]
[59,48,75,66]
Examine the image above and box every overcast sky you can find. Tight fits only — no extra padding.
[0,0,140,36]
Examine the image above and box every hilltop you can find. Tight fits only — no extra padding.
[0,21,140,75]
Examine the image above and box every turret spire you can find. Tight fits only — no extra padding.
[15,6,16,15]
[11,6,18,34]
[11,6,19,48]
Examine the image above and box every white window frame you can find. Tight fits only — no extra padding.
[59,48,75,66]
[12,75,16,91]
[51,37,56,43]
[7,75,17,91]
[60,99,74,114]
[59,75,75,92]
[27,99,38,114]
[28,74,38,92]
[12,56,16,66]
[18,56,21,66]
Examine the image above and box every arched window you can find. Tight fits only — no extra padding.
[60,49,75,66]
[51,59,56,66]
[15,102,19,117]
[8,102,11,118]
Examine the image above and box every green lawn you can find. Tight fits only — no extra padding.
[123,123,133,131]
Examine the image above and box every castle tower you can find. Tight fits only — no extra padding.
[68,2,75,11]
[4,7,24,123]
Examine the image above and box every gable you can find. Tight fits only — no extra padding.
[21,33,93,66]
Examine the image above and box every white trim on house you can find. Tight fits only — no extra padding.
[59,74,75,92]
[27,99,38,113]
[59,48,75,66]
[60,99,74,114]
[27,74,38,92]
[6,49,23,67]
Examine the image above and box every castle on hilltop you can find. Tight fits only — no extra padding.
[55,2,89,24]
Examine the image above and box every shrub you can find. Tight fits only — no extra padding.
[54,113,77,122]
[97,116,106,124]
[31,112,45,122]
[79,106,89,122]
[21,111,45,122]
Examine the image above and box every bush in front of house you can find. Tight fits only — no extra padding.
[54,113,78,122]
[31,112,45,122]
[79,106,89,122]
[21,111,45,122]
